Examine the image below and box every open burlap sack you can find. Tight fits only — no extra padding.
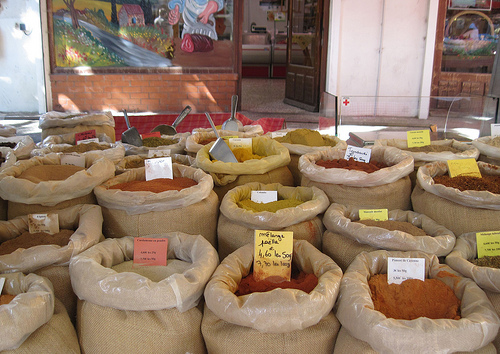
[70,233,218,354]
[30,142,126,163]
[300,146,413,210]
[202,240,342,353]
[39,111,116,142]
[217,182,329,260]
[0,153,114,219]
[0,204,104,320]
[123,132,190,156]
[195,136,293,200]
[472,136,500,165]
[0,135,35,160]
[94,164,218,246]
[411,161,500,235]
[115,153,195,174]
[336,250,500,353]
[322,203,456,271]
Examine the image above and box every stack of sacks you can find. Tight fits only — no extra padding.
[122,132,190,156]
[412,161,500,236]
[195,136,294,201]
[299,146,414,210]
[0,204,104,321]
[322,203,456,271]
[0,135,35,160]
[0,153,114,219]
[446,232,500,352]
[472,136,500,165]
[217,182,330,260]
[39,111,116,143]
[186,125,264,157]
[335,250,499,353]
[94,163,218,247]
[70,233,218,354]
[0,272,80,353]
[114,153,195,175]
[30,141,126,164]
[268,128,347,186]
[202,240,343,354]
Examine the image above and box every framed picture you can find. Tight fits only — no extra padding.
[448,0,492,11]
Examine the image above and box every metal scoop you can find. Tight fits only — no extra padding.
[121,110,143,146]
[221,95,242,131]
[205,113,238,163]
[151,105,192,135]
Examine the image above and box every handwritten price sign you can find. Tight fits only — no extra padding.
[254,230,293,282]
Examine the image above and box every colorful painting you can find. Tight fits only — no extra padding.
[52,0,233,68]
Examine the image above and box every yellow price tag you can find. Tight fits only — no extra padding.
[359,209,388,221]
[407,130,431,148]
[476,231,500,258]
[447,158,481,178]
[222,136,238,140]
[254,230,293,282]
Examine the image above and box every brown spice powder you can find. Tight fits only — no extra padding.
[356,220,428,236]
[0,229,74,256]
[471,255,500,268]
[433,175,500,194]
[316,158,387,173]
[403,145,461,153]
[62,142,110,153]
[0,294,16,305]
[236,270,318,296]
[17,165,84,183]
[109,177,197,192]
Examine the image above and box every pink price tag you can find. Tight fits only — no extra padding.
[141,132,161,139]
[133,237,168,266]
[75,130,97,143]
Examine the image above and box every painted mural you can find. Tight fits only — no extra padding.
[52,0,232,68]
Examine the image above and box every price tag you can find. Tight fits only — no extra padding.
[407,130,431,148]
[359,209,388,221]
[133,237,168,266]
[387,257,425,285]
[0,277,5,294]
[476,231,500,258]
[447,158,482,178]
[251,190,278,204]
[344,145,372,163]
[60,153,86,168]
[228,138,252,150]
[254,230,293,282]
[271,131,287,138]
[491,124,500,137]
[148,149,171,158]
[75,130,96,144]
[28,213,60,235]
[141,132,161,139]
[222,136,238,140]
[77,138,99,145]
[145,157,173,181]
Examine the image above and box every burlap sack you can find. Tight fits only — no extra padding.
[322,204,456,271]
[472,136,500,164]
[411,161,500,235]
[0,153,114,219]
[0,136,35,160]
[0,124,16,137]
[0,204,104,320]
[336,250,500,353]
[30,142,126,163]
[70,233,218,354]
[299,146,413,210]
[123,132,189,156]
[114,154,195,174]
[94,164,218,246]
[217,182,329,260]
[195,136,293,200]
[39,111,116,142]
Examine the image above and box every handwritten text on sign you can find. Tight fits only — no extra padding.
[407,130,431,148]
[145,157,173,181]
[476,231,500,258]
[447,158,482,178]
[254,230,293,282]
[359,209,388,221]
[344,145,371,163]
[133,237,168,266]
[387,257,425,285]
[75,130,96,143]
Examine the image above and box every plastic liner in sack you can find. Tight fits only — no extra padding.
[0,148,16,221]
[322,203,456,271]
[217,182,330,260]
[94,164,218,246]
[0,153,115,219]
[0,135,36,160]
[30,141,126,164]
[123,132,190,156]
[1,272,81,353]
[0,124,17,137]
[186,127,264,156]
[299,145,414,210]
[0,204,104,320]
[411,161,500,236]
[335,250,500,354]
[39,111,116,142]
[195,135,294,200]
[202,240,342,353]
[70,233,218,354]
[472,136,500,165]
[266,128,348,186]
[114,154,195,175]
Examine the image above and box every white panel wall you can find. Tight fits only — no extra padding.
[0,0,45,113]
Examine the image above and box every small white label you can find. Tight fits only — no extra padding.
[145,157,173,181]
[228,138,252,150]
[148,149,171,158]
[251,190,278,204]
[76,138,99,145]
[344,145,372,163]
[28,213,60,234]
[387,257,425,285]
[0,277,5,294]
[271,132,287,138]
[491,124,500,137]
[60,153,86,168]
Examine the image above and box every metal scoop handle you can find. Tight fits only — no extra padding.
[123,109,131,129]
[205,113,220,139]
[172,105,192,128]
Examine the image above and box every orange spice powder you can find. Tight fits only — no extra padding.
[109,177,197,192]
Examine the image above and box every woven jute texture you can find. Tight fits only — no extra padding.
[485,290,500,353]
[201,304,340,354]
[42,125,116,143]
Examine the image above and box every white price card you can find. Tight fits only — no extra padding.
[344,145,371,163]
[492,124,500,137]
[148,149,171,158]
[271,131,287,138]
[60,153,86,168]
[228,138,252,150]
[28,213,60,235]
[387,257,425,285]
[145,157,173,181]
[76,138,99,145]
[251,190,278,204]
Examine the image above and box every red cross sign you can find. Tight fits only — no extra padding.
[342,98,350,106]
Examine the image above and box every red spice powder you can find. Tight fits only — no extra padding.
[316,157,387,173]
[236,270,318,296]
[433,175,500,194]
[109,177,197,192]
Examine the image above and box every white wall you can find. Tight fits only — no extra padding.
[0,0,45,113]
